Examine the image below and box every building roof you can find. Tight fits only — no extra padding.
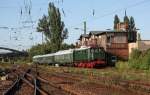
[81,34,89,38]
[78,30,135,40]
[78,34,89,40]
[89,31,104,35]
[89,30,126,35]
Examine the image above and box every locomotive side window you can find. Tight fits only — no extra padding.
[95,49,99,53]
[99,48,101,52]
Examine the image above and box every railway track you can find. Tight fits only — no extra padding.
[3,66,48,95]
[35,66,150,95]
[3,65,74,95]
[2,64,150,95]
[30,65,75,95]
[54,72,150,94]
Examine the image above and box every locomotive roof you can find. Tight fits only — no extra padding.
[55,49,74,55]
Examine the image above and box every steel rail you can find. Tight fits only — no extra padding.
[21,68,48,95]
[3,68,31,95]
[3,75,20,95]
[37,76,61,89]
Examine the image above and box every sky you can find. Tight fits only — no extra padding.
[0,0,150,51]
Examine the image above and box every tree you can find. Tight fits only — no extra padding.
[129,16,135,31]
[137,33,141,40]
[37,15,50,42]
[60,43,75,50]
[37,2,68,52]
[124,15,129,30]
[114,15,120,30]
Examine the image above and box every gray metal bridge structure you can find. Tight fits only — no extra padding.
[0,47,28,63]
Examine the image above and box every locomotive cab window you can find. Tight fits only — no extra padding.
[111,56,117,63]
[95,49,99,53]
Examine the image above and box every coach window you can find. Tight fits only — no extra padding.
[86,50,88,53]
[84,50,86,54]
[94,49,96,53]
[91,49,94,53]
[81,50,83,54]
[78,51,81,54]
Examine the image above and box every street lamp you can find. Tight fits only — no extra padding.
[74,21,87,35]
[106,28,112,31]
[135,28,140,31]
[74,28,84,31]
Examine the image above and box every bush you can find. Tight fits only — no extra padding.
[129,49,150,70]
[116,61,129,70]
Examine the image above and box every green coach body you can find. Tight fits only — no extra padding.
[54,49,74,65]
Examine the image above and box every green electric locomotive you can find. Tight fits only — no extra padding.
[73,47,106,68]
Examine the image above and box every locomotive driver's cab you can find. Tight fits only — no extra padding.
[111,56,117,63]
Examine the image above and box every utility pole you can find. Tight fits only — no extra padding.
[74,21,87,35]
[42,32,44,44]
[41,31,44,53]
[84,21,86,35]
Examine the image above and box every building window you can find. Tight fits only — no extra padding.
[107,36,111,43]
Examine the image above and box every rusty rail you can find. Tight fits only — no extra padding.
[3,67,48,95]
[3,75,20,95]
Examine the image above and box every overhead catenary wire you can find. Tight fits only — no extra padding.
[0,0,149,49]
[87,0,150,23]
[92,0,95,16]
[68,0,150,30]
[0,0,149,31]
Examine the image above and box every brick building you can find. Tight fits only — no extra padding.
[77,30,137,60]
[116,22,129,31]
[129,40,150,55]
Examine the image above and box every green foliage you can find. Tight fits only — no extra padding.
[27,43,52,61]
[124,15,129,25]
[129,16,135,31]
[114,14,120,29]
[37,2,68,52]
[28,43,75,61]
[129,49,150,70]
[130,49,141,59]
[28,44,46,57]
[60,43,75,50]
[138,33,141,40]
[116,61,129,70]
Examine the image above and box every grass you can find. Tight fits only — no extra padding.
[0,63,12,69]
[38,62,150,82]
[1,62,149,83]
